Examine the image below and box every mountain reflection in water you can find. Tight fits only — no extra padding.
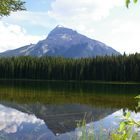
[0,80,139,140]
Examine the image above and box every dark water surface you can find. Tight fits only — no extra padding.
[0,80,140,140]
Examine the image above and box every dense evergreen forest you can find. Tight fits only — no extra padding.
[0,53,140,82]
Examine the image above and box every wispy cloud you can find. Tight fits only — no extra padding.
[0,21,45,52]
[1,0,140,54]
[49,0,124,21]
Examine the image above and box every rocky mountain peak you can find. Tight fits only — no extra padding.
[48,26,77,38]
[0,26,121,58]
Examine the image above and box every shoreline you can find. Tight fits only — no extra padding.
[0,79,140,85]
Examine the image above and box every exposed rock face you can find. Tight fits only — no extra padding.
[0,26,120,58]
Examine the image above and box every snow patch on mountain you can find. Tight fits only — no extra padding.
[0,26,120,58]
[42,45,49,54]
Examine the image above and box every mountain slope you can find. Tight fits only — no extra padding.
[0,26,120,58]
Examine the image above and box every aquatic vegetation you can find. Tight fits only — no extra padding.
[76,95,140,140]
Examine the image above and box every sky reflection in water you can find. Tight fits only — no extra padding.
[0,104,140,140]
[0,80,140,139]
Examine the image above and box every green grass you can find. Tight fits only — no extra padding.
[75,96,140,140]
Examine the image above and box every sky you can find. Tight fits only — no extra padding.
[0,0,140,54]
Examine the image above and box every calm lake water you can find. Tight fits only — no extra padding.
[0,80,140,140]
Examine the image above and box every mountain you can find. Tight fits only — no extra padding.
[0,25,120,58]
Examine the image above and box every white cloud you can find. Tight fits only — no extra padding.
[5,1,125,38]
[98,20,140,54]
[47,0,124,34]
[112,21,140,53]
[1,0,140,54]
[46,0,140,54]
[0,21,45,52]
[3,11,56,29]
[49,0,124,21]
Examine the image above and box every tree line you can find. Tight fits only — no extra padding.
[0,53,139,82]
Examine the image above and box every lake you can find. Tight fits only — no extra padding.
[0,80,140,140]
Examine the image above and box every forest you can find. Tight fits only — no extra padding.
[0,53,139,82]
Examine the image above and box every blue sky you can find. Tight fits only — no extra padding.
[0,0,140,54]
[25,0,51,11]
